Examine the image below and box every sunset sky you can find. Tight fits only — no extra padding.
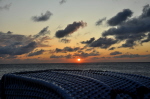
[0,0,150,64]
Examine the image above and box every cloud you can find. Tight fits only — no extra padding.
[0,29,51,58]
[73,51,100,58]
[0,54,17,59]
[0,41,37,56]
[90,37,118,49]
[141,4,150,18]
[120,39,136,48]
[33,27,52,47]
[34,26,50,38]
[107,9,133,26]
[0,3,11,11]
[91,56,111,60]
[64,47,80,52]
[50,55,64,58]
[141,33,150,43]
[95,17,106,26]
[65,54,73,59]
[101,5,150,48]
[55,48,63,53]
[32,27,52,47]
[0,31,33,46]
[28,49,45,57]
[59,0,66,4]
[81,37,95,44]
[85,48,94,51]
[55,46,81,53]
[109,47,116,50]
[7,31,13,34]
[32,11,53,22]
[55,21,87,38]
[102,18,150,37]
[110,51,122,55]
[40,36,52,41]
[114,54,150,58]
[60,38,71,43]
[50,54,75,59]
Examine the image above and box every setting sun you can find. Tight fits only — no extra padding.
[77,58,81,62]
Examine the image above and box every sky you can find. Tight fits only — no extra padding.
[0,0,150,64]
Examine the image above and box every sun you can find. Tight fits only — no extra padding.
[77,58,81,62]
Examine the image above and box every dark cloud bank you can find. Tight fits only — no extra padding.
[0,41,37,56]
[32,11,53,22]
[103,5,150,48]
[90,5,150,49]
[81,37,118,49]
[0,27,50,58]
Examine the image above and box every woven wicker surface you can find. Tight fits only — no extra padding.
[1,69,150,99]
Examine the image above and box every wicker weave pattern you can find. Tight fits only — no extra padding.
[1,70,150,99]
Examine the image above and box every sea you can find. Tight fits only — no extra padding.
[0,62,150,79]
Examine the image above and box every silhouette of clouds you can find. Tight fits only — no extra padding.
[55,21,87,38]
[65,54,73,59]
[73,51,100,58]
[110,51,122,55]
[60,38,71,43]
[34,26,50,38]
[141,4,150,18]
[28,49,45,57]
[32,26,51,47]
[0,3,11,11]
[101,5,150,48]
[0,41,37,56]
[55,47,81,53]
[32,11,53,22]
[64,47,80,52]
[107,9,133,26]
[141,33,150,43]
[95,17,106,26]
[120,39,136,48]
[59,0,66,4]
[81,37,95,44]
[55,48,63,53]
[109,47,116,50]
[85,48,94,51]
[7,31,13,34]
[114,54,150,58]
[0,28,52,58]
[0,54,17,59]
[90,37,118,49]
[50,54,75,59]
[0,31,33,46]
[50,55,64,58]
